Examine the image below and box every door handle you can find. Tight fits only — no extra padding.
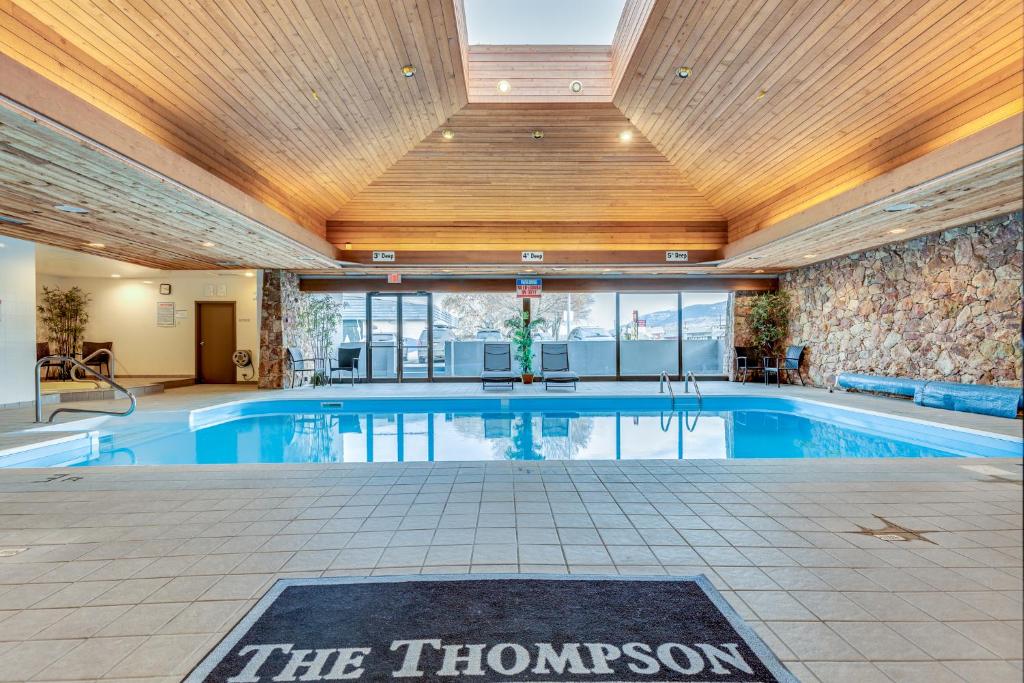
[200,341,205,346]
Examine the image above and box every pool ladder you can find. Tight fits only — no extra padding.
[660,371,703,433]
[34,350,137,423]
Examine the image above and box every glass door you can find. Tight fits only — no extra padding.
[366,293,433,382]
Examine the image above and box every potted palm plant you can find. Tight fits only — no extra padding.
[504,311,545,384]
[37,285,91,380]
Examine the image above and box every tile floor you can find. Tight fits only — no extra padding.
[0,382,1019,681]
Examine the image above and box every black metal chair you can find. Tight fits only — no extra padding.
[286,346,315,387]
[764,345,805,387]
[37,341,62,380]
[541,343,579,391]
[80,341,113,376]
[329,347,361,386]
[480,343,518,391]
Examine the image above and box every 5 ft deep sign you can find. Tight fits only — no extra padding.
[188,577,795,683]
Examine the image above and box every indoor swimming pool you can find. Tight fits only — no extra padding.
[8,396,1021,467]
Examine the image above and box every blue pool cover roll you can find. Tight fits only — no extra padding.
[916,381,1023,419]
[836,373,926,398]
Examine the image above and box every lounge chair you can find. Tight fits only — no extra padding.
[480,343,518,390]
[286,346,315,387]
[764,345,805,386]
[541,343,579,391]
[329,347,361,386]
[36,341,62,380]
[81,341,113,376]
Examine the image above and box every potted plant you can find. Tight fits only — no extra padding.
[37,285,91,380]
[748,291,791,359]
[504,311,545,384]
[297,295,343,385]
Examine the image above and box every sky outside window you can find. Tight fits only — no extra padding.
[464,0,628,45]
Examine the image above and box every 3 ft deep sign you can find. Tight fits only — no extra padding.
[187,576,796,683]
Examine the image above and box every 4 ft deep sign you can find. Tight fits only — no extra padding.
[188,576,795,683]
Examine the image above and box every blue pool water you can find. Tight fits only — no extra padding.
[12,397,1021,467]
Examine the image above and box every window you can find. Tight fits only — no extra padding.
[464,0,627,45]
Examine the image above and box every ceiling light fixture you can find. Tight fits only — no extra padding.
[441,128,455,140]
[201,241,217,247]
[497,79,511,93]
[85,242,105,248]
[531,130,544,140]
[110,273,121,278]
[619,130,633,142]
[569,80,583,94]
[888,228,907,234]
[803,254,817,259]
[401,65,416,78]
[344,242,353,250]
[754,269,765,274]
[884,203,919,212]
[54,204,89,214]
[244,271,255,278]
[675,66,692,79]
[756,89,767,100]
[143,280,153,284]
[311,89,320,102]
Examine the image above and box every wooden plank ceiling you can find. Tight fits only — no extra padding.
[0,0,1021,275]
[0,0,468,232]
[0,102,337,269]
[327,103,726,252]
[614,0,1024,244]
[467,45,614,102]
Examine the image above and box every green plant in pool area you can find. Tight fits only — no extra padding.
[503,310,546,379]
[748,290,791,356]
[297,295,343,382]
[37,286,91,376]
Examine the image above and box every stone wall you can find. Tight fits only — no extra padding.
[781,212,1022,387]
[258,270,303,389]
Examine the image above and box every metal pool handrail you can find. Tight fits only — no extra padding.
[659,371,675,408]
[686,371,703,407]
[35,354,137,423]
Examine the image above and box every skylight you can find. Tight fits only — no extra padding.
[464,0,628,45]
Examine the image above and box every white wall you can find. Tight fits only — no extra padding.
[0,237,37,405]
[36,272,259,380]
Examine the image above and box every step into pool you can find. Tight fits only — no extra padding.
[9,396,1021,467]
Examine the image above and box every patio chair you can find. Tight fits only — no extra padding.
[80,341,113,376]
[36,341,62,380]
[541,343,579,391]
[329,347,361,386]
[764,345,805,387]
[480,343,518,390]
[286,346,315,388]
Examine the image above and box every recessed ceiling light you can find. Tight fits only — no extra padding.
[569,80,583,94]
[531,130,544,139]
[441,128,455,140]
[888,228,907,234]
[344,242,353,250]
[244,271,255,277]
[0,214,26,225]
[754,269,765,274]
[756,89,767,100]
[497,79,512,93]
[675,66,692,79]
[54,204,89,214]
[401,65,416,78]
[884,203,919,212]
[84,242,105,248]
[310,89,320,102]
[619,130,633,142]
[110,273,121,278]
[803,254,817,259]
[142,280,153,284]
[201,241,216,248]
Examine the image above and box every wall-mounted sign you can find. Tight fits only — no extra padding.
[157,301,175,327]
[666,250,690,262]
[372,251,396,263]
[387,273,402,284]
[516,277,542,298]
[521,251,544,263]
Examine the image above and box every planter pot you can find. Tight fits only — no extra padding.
[521,374,534,385]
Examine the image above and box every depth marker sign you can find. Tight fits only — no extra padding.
[185,575,795,682]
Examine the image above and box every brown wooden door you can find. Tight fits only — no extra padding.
[196,302,236,384]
